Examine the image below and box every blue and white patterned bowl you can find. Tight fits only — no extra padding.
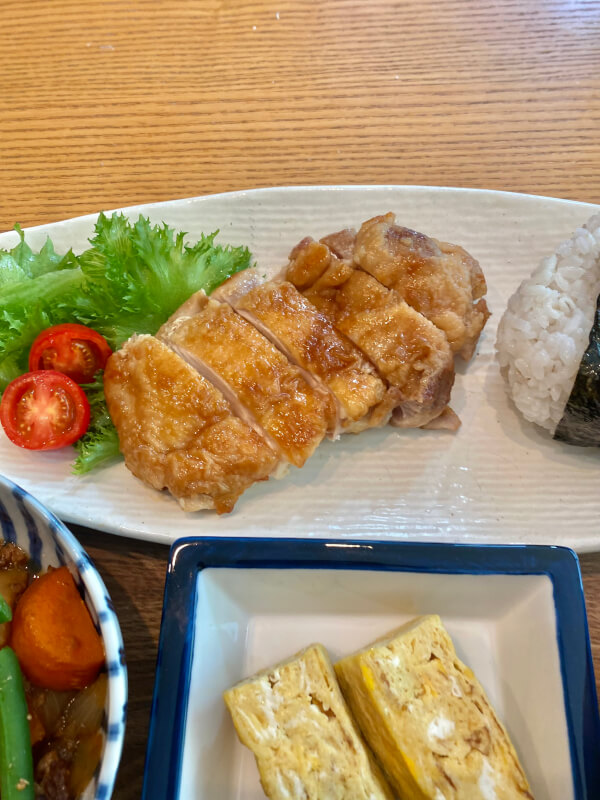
[0,474,127,800]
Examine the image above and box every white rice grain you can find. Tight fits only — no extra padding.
[496,213,600,432]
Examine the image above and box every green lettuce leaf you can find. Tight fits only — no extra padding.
[0,269,87,385]
[75,213,252,348]
[0,213,253,471]
[0,225,84,383]
[0,225,78,287]
[72,373,121,475]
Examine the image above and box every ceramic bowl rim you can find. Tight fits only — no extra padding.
[0,474,127,800]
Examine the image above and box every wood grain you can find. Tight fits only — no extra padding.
[71,528,168,800]
[1,0,599,231]
[1,1,600,798]
[582,553,600,701]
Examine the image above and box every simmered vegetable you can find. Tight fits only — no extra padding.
[60,674,107,796]
[0,560,30,648]
[11,567,104,691]
[0,593,11,623]
[0,646,35,800]
[0,542,107,799]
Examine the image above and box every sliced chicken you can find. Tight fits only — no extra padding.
[286,239,456,429]
[320,228,357,260]
[159,294,333,467]
[286,238,340,290]
[215,272,389,433]
[210,268,264,304]
[212,270,346,430]
[353,213,490,359]
[103,335,282,514]
[104,213,488,514]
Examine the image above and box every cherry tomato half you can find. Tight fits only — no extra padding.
[29,323,112,384]
[0,371,91,451]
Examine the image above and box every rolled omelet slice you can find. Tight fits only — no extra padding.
[223,643,394,800]
[335,615,534,800]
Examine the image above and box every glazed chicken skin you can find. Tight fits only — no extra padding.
[286,238,457,430]
[104,213,488,513]
[158,293,333,467]
[103,335,281,514]
[353,213,490,359]
[213,270,390,433]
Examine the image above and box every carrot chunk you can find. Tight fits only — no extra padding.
[10,567,104,691]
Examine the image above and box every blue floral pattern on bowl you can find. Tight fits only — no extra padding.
[0,474,127,800]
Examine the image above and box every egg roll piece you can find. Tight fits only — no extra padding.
[223,644,394,800]
[335,615,533,800]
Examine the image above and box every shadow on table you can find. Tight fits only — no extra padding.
[70,524,170,800]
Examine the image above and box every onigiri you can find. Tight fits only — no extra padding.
[496,213,600,445]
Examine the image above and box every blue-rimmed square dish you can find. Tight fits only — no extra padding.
[143,538,600,800]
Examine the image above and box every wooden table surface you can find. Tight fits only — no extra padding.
[2,0,600,797]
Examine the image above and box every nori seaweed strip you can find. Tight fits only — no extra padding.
[554,294,600,446]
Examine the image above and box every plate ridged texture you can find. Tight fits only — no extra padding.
[1,186,599,549]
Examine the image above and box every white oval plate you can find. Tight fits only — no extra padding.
[1,186,599,550]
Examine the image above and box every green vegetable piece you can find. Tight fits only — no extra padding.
[0,268,86,392]
[0,224,78,288]
[77,212,253,348]
[73,372,121,474]
[0,595,11,624]
[0,647,35,800]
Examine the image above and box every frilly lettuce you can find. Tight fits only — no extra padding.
[0,212,252,473]
[72,373,122,474]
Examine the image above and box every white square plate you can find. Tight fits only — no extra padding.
[143,538,600,800]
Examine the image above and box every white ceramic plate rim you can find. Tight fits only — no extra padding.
[3,185,598,237]
[1,185,599,550]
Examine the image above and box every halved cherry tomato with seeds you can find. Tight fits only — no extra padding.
[29,323,112,384]
[0,371,90,450]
